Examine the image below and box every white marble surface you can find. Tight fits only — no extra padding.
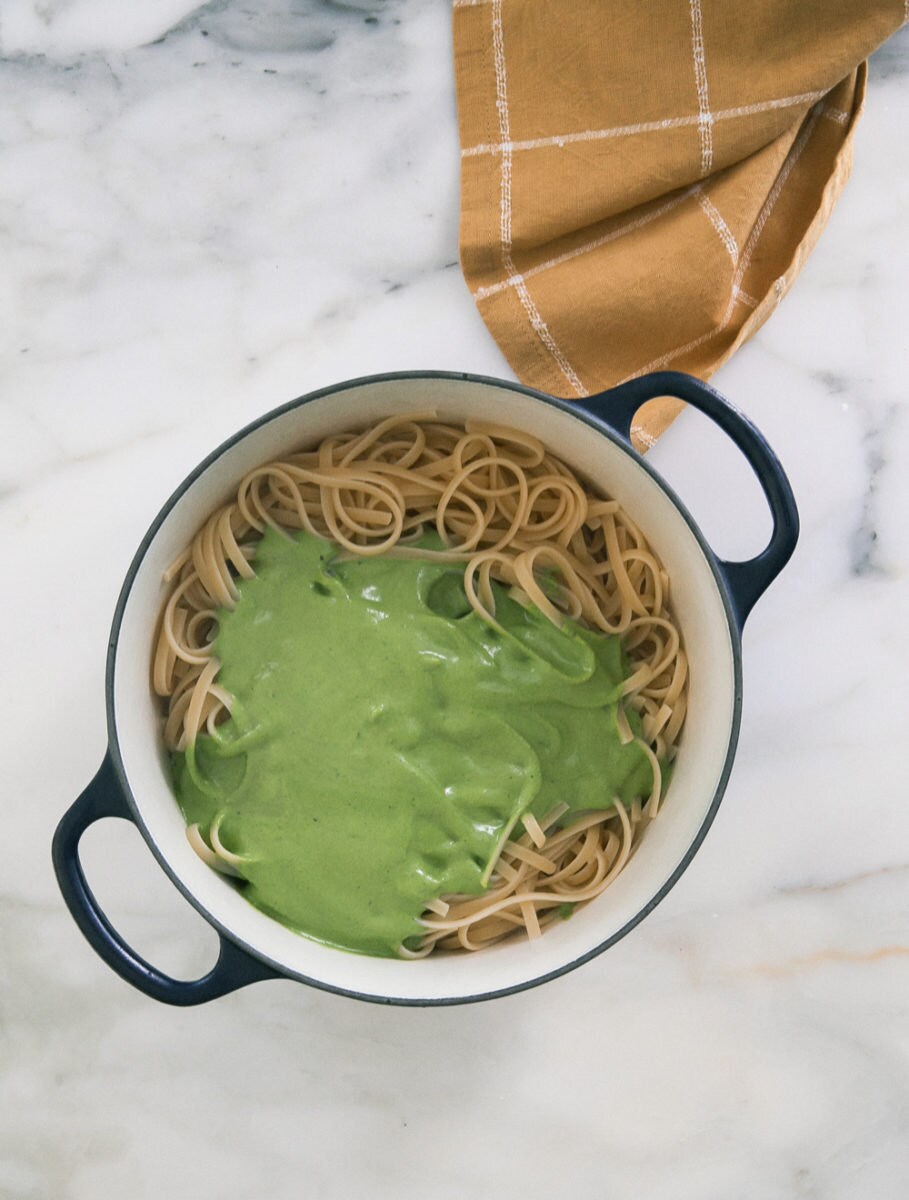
[2,4,908,1197]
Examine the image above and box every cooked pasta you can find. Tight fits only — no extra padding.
[153,413,688,954]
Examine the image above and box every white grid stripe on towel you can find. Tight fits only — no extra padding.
[473,186,699,301]
[626,326,722,381]
[461,90,828,157]
[820,104,849,126]
[722,103,822,324]
[698,192,738,266]
[624,103,822,378]
[630,423,658,450]
[489,0,588,397]
[688,0,713,174]
[491,0,513,253]
[737,288,759,309]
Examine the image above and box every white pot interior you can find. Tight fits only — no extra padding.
[112,376,738,1002]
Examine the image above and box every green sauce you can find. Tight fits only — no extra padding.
[173,529,653,957]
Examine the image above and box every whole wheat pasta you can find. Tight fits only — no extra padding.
[152,413,688,955]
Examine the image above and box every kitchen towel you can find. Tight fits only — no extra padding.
[454,0,906,447]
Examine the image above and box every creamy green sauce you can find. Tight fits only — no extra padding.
[173,528,652,957]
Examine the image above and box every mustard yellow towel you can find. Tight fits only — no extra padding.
[454,0,905,446]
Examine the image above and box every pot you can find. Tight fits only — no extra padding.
[53,370,798,1006]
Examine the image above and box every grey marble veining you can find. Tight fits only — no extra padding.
[1,6,908,1199]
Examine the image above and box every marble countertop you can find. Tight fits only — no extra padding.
[3,4,908,1197]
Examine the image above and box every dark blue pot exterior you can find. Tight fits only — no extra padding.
[52,370,798,1006]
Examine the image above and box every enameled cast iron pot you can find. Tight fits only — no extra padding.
[53,371,798,1006]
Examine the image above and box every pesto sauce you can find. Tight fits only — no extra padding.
[173,528,652,957]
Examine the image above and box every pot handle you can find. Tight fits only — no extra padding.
[52,752,279,1005]
[577,370,799,628]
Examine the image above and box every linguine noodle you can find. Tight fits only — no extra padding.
[152,413,688,955]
